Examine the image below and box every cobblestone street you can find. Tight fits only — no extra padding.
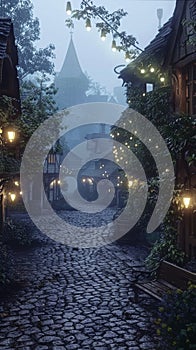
[0,212,159,350]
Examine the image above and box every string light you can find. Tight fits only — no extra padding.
[140,68,145,74]
[125,51,131,63]
[66,1,72,15]
[111,39,117,52]
[85,18,92,31]
[160,76,165,82]
[150,67,155,73]
[100,28,106,41]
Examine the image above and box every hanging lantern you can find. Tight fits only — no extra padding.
[111,39,117,52]
[125,52,131,63]
[9,193,16,202]
[7,129,16,143]
[66,1,72,15]
[100,29,106,41]
[182,190,191,209]
[85,18,92,31]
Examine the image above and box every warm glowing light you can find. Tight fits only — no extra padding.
[86,18,92,31]
[183,197,191,209]
[160,76,165,82]
[125,52,130,63]
[150,67,155,73]
[128,180,133,188]
[7,130,16,142]
[66,1,72,15]
[100,29,106,41]
[14,181,19,186]
[140,68,145,74]
[9,193,16,202]
[111,39,117,52]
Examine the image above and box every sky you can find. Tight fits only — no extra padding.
[31,0,176,94]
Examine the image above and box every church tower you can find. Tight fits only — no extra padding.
[55,36,89,109]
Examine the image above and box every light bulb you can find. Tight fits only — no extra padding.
[86,18,92,31]
[111,39,117,52]
[100,29,106,41]
[125,52,131,63]
[66,1,72,15]
[183,197,191,209]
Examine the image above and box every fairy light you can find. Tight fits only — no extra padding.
[66,1,72,15]
[111,39,117,52]
[86,18,92,31]
[100,28,106,41]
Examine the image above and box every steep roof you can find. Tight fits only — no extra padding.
[0,18,13,59]
[58,36,86,79]
[119,0,196,84]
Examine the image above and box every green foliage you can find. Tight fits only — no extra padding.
[4,0,55,79]
[65,0,139,55]
[126,86,194,265]
[127,86,171,127]
[0,96,21,174]
[155,283,196,350]
[127,87,195,161]
[182,19,196,46]
[3,219,33,247]
[145,188,185,271]
[20,75,58,141]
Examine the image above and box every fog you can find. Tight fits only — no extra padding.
[32,0,176,94]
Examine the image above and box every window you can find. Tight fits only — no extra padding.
[48,153,56,164]
[185,62,196,115]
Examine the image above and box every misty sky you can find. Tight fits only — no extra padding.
[31,0,176,94]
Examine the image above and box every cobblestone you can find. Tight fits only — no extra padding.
[0,211,159,349]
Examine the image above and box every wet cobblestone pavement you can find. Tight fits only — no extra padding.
[0,211,159,349]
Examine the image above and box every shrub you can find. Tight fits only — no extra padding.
[155,283,196,350]
[3,219,33,247]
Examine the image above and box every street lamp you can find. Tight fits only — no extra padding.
[182,190,191,209]
[7,130,16,143]
[9,193,16,202]
[0,126,17,232]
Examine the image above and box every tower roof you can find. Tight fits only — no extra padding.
[58,36,86,79]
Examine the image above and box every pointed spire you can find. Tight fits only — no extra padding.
[59,36,86,79]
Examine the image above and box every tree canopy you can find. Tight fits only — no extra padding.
[4,0,55,79]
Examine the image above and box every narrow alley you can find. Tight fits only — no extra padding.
[0,213,158,350]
